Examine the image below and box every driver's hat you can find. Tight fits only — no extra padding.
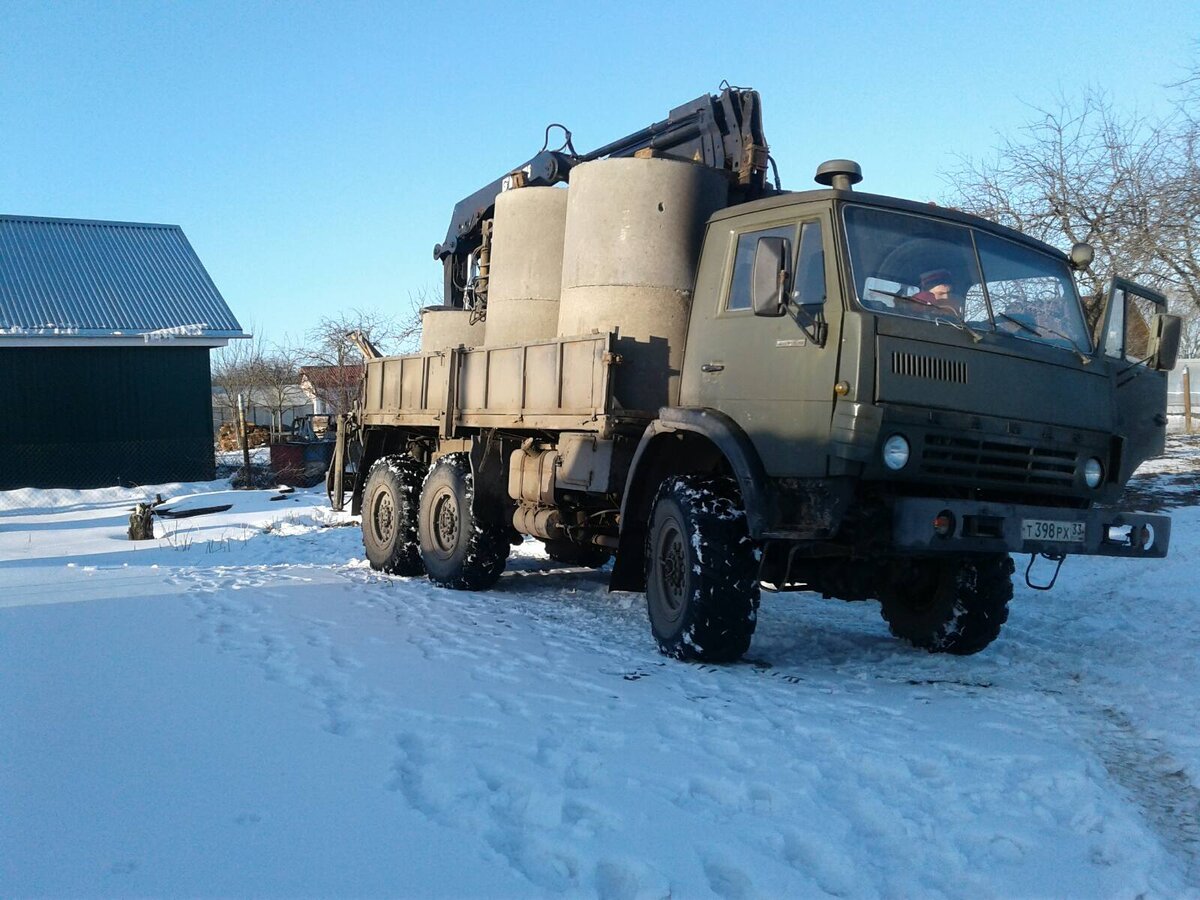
[919,269,953,290]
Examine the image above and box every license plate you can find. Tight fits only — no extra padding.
[1021,519,1085,543]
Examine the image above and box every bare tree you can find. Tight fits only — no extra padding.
[1171,40,1200,106]
[258,345,304,438]
[945,64,1200,331]
[1142,61,1200,314]
[210,330,267,428]
[1177,297,1200,358]
[946,91,1155,328]
[396,288,429,353]
[210,331,273,482]
[302,309,387,416]
[299,294,426,415]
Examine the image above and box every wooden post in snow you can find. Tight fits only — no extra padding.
[1184,366,1193,435]
[238,392,252,482]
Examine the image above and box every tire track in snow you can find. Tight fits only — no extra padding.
[775,663,1200,886]
[739,651,1200,888]
[1058,689,1200,886]
[994,581,1200,888]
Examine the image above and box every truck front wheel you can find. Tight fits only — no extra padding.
[879,554,1015,655]
[645,475,760,662]
[362,455,426,576]
[418,453,509,590]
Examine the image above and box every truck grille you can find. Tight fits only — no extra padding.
[920,433,1078,487]
[892,351,967,384]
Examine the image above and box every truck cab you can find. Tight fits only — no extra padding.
[684,186,1175,494]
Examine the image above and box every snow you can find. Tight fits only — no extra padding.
[3,444,1200,897]
[142,322,208,341]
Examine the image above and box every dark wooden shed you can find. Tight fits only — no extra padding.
[0,215,246,489]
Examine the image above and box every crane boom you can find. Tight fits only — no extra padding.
[433,86,772,310]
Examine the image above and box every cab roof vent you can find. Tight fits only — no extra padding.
[815,159,863,191]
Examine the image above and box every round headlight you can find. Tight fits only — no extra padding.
[882,434,910,471]
[1084,457,1103,489]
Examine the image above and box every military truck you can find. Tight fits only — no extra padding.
[330,86,1178,661]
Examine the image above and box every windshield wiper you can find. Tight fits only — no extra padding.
[867,289,983,342]
[997,312,1091,364]
[867,287,912,304]
[1040,324,1092,365]
[997,312,1041,336]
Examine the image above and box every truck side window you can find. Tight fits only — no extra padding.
[1104,288,1158,362]
[1124,292,1158,361]
[1103,288,1126,359]
[725,225,794,311]
[793,221,825,306]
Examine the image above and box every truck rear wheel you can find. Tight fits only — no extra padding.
[362,455,426,576]
[644,475,759,662]
[879,554,1015,655]
[418,453,509,590]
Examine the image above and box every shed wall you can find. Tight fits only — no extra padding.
[0,346,215,489]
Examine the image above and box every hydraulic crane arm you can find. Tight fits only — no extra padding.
[433,86,773,310]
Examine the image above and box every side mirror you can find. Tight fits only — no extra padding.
[1150,313,1181,371]
[751,236,790,317]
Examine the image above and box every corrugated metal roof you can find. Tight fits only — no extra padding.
[0,214,246,340]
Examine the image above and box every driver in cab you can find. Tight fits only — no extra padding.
[910,269,959,311]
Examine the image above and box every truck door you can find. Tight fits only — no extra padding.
[1098,277,1170,481]
[680,211,844,478]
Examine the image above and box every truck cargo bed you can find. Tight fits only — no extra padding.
[361,331,645,436]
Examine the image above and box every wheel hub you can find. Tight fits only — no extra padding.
[657,523,686,612]
[373,492,395,543]
[432,490,459,553]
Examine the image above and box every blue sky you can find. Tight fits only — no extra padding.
[2,0,1196,346]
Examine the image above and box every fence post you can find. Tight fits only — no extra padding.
[1185,366,1193,435]
[238,392,252,479]
[1180,367,1190,436]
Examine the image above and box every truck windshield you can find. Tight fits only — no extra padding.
[844,205,1092,354]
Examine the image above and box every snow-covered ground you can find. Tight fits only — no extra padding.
[3,442,1200,898]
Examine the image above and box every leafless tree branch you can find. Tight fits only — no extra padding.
[945,69,1200,339]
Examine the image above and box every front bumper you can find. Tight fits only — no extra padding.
[892,497,1170,558]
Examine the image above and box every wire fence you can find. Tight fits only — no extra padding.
[1,438,215,491]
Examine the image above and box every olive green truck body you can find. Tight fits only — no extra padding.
[339,95,1176,661]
